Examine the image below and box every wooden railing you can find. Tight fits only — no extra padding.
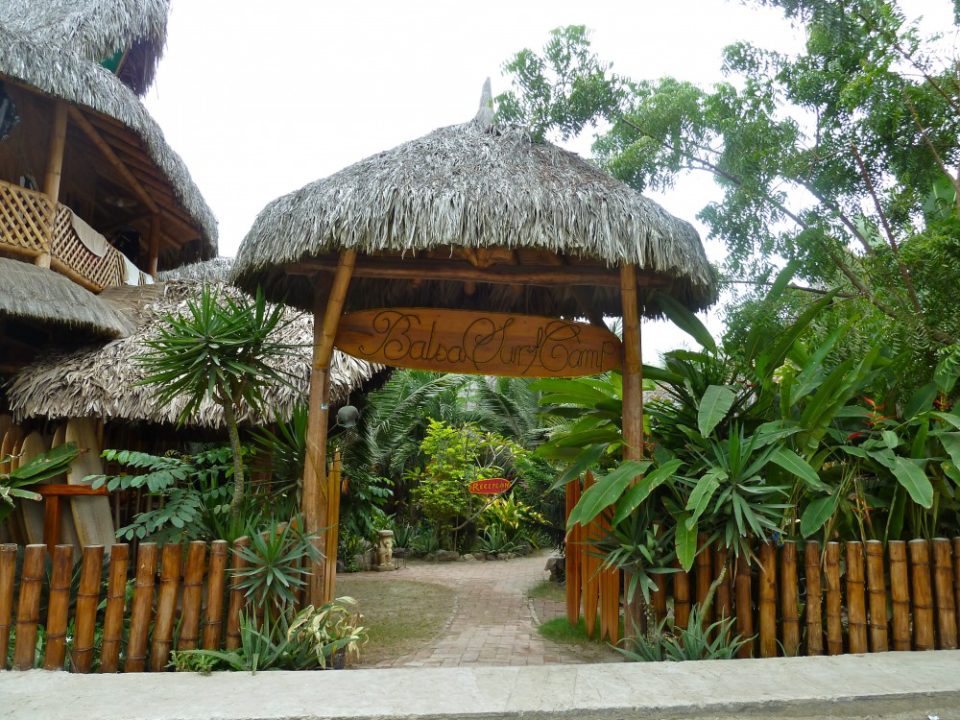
[0,179,126,292]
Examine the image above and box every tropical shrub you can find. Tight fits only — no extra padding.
[0,443,78,524]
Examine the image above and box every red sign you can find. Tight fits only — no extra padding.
[469,478,511,495]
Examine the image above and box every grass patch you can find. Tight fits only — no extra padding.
[538,615,603,644]
[337,577,455,666]
[527,579,565,602]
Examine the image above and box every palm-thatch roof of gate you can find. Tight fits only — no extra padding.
[0,0,169,96]
[0,11,217,258]
[6,263,378,428]
[0,258,133,339]
[232,83,716,319]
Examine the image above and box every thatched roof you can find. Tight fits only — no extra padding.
[6,271,378,429]
[0,24,217,258]
[232,85,716,318]
[0,0,169,96]
[0,258,134,339]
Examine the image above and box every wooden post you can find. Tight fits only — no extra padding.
[147,213,161,277]
[825,542,843,655]
[43,544,74,670]
[203,540,228,650]
[804,541,823,655]
[846,541,868,654]
[38,101,68,268]
[713,546,732,622]
[674,566,691,630]
[619,263,645,639]
[865,540,888,652]
[581,474,600,638]
[780,542,800,656]
[735,555,754,658]
[225,536,250,649]
[564,478,582,626]
[758,542,777,657]
[13,545,45,670]
[71,545,104,673]
[909,539,935,651]
[888,541,911,651]
[695,534,712,626]
[0,544,16,670]
[178,541,207,651]
[100,544,129,672]
[304,250,356,606]
[125,542,157,672]
[150,543,181,671]
[932,538,957,649]
[323,450,344,605]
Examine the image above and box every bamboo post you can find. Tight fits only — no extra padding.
[735,555,754,658]
[225,536,250,649]
[100,544,129,672]
[202,540,228,650]
[177,541,207,651]
[38,101,68,267]
[323,450,343,603]
[0,544,16,670]
[804,541,823,655]
[581,473,600,638]
[651,573,668,622]
[125,542,157,672]
[932,538,957,649]
[888,541,911,651]
[619,263,645,639]
[954,538,960,633]
[713,546,732,622]
[42,544,74,670]
[695,534,712,626]
[780,542,800,656]
[846,541,868,654]
[825,542,843,655]
[758,542,777,657]
[564,478,582,626]
[150,543,181,671]
[865,540,888,652]
[674,567,691,630]
[71,545,104,672]
[13,544,45,670]
[599,507,620,644]
[304,250,356,606]
[909,539,935,651]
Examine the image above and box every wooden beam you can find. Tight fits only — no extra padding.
[619,263,646,640]
[37,101,69,268]
[304,251,357,606]
[67,107,160,215]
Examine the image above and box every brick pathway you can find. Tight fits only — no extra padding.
[347,552,619,668]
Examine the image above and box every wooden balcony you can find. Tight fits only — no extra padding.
[0,178,133,292]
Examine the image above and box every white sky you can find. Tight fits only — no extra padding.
[143,0,949,363]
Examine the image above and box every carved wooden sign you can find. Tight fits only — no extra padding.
[334,308,622,377]
[468,478,512,495]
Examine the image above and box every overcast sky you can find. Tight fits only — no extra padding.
[143,0,948,362]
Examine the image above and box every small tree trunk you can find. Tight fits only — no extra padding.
[223,401,245,518]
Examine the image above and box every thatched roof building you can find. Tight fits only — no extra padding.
[7,263,378,428]
[232,83,716,318]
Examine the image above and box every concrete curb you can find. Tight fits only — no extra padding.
[3,650,959,719]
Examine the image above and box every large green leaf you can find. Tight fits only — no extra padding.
[939,433,960,470]
[697,385,735,438]
[612,459,683,525]
[655,292,717,353]
[871,451,934,509]
[567,460,652,528]
[770,447,829,492]
[675,513,698,571]
[800,495,838,537]
[684,472,720,525]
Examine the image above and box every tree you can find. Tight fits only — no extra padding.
[138,286,296,517]
[498,3,960,394]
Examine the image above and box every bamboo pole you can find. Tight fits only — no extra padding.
[177,541,207,651]
[888,541,911,651]
[713,546,732,623]
[581,473,600,638]
[825,542,843,655]
[71,545,104,673]
[599,507,619,644]
[0,544,16,670]
[954,538,960,635]
[780,542,800,656]
[304,250,357,606]
[37,101,69,267]
[42,544,73,670]
[100,544,129,672]
[125,542,157,672]
[202,540,228,650]
[846,541,868,654]
[150,543,181,671]
[932,538,957,649]
[695,534,712,627]
[619,263,645,640]
[909,539,935,651]
[674,567,691,630]
[13,544,45,670]
[651,573,668,622]
[225,536,250,650]
[564,478,582,626]
[865,540,888,652]
[735,555,754,658]
[323,450,343,604]
[804,541,823,655]
[758,543,777,657]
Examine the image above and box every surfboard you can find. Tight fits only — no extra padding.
[66,418,114,548]
[16,432,48,544]
[49,425,81,551]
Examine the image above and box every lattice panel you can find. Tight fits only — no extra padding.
[0,180,53,256]
[51,206,125,291]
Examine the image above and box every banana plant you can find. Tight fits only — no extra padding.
[0,443,79,524]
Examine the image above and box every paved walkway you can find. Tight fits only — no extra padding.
[345,552,616,668]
